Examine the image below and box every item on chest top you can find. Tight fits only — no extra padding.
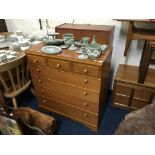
[47,32,60,39]
[43,38,64,46]
[59,44,70,49]
[81,37,90,47]
[68,39,77,51]
[63,33,75,44]
[78,46,88,60]
[34,34,48,41]
[19,40,30,51]
[41,45,62,54]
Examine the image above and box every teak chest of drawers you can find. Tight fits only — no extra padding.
[26,24,114,131]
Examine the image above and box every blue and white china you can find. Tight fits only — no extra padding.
[41,46,62,54]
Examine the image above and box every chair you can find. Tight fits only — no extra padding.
[138,40,155,83]
[0,55,31,108]
[124,21,155,57]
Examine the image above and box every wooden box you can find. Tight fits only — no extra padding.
[55,23,115,46]
[112,64,155,110]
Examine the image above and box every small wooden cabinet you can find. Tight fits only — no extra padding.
[55,23,114,46]
[112,64,155,110]
[26,24,114,131]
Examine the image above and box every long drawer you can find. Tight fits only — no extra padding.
[32,75,100,103]
[35,86,99,114]
[38,97,98,126]
[29,65,100,91]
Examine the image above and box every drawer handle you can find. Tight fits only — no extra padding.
[33,59,38,63]
[36,68,40,72]
[84,79,88,84]
[83,69,88,73]
[84,114,88,117]
[83,91,87,95]
[43,100,47,103]
[56,64,61,68]
[41,90,44,93]
[83,103,88,107]
[39,79,42,83]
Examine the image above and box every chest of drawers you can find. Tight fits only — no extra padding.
[26,43,112,131]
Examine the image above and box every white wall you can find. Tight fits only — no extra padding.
[5,19,155,89]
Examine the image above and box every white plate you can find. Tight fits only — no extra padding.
[41,46,62,54]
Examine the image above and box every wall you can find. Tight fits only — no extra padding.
[5,19,155,89]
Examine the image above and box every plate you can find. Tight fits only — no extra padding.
[41,46,62,54]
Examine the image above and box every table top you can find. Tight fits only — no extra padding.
[116,19,153,23]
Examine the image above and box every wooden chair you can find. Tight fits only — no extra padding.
[124,21,155,57]
[0,55,31,108]
[138,41,155,84]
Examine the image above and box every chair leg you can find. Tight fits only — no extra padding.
[124,21,134,56]
[12,97,17,108]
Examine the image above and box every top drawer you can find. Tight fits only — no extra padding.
[47,58,70,72]
[73,63,101,78]
[27,55,46,66]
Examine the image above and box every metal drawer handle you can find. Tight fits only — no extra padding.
[36,68,40,72]
[33,59,38,63]
[43,100,47,103]
[84,79,88,84]
[83,103,88,106]
[83,91,87,95]
[39,79,42,83]
[83,69,88,73]
[56,64,61,68]
[41,90,44,93]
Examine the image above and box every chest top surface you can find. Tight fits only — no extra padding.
[26,43,112,67]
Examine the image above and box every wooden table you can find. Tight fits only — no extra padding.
[0,51,26,110]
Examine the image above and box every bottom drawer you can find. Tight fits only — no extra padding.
[131,98,150,109]
[38,97,98,126]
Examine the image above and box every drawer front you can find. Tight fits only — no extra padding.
[35,86,99,114]
[133,89,152,101]
[38,97,98,126]
[26,55,46,66]
[29,65,101,91]
[115,82,132,96]
[32,76,99,103]
[131,98,150,109]
[73,63,100,78]
[47,58,70,72]
[113,94,130,107]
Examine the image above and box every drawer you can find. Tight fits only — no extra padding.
[26,55,46,66]
[131,98,150,109]
[29,65,101,91]
[115,82,132,96]
[38,97,98,126]
[113,94,130,107]
[133,89,152,101]
[73,63,100,78]
[32,76,99,103]
[35,86,99,114]
[47,58,70,72]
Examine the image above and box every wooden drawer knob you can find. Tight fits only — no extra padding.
[84,79,88,84]
[83,69,88,73]
[84,114,88,117]
[39,79,42,83]
[83,91,87,95]
[56,64,61,68]
[41,90,44,93]
[43,100,47,103]
[36,68,40,72]
[83,102,88,106]
[33,59,38,63]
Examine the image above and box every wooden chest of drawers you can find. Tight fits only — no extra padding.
[26,24,113,131]
[112,64,155,110]
[55,23,114,46]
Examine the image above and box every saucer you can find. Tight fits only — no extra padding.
[41,46,62,54]
[68,46,77,51]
